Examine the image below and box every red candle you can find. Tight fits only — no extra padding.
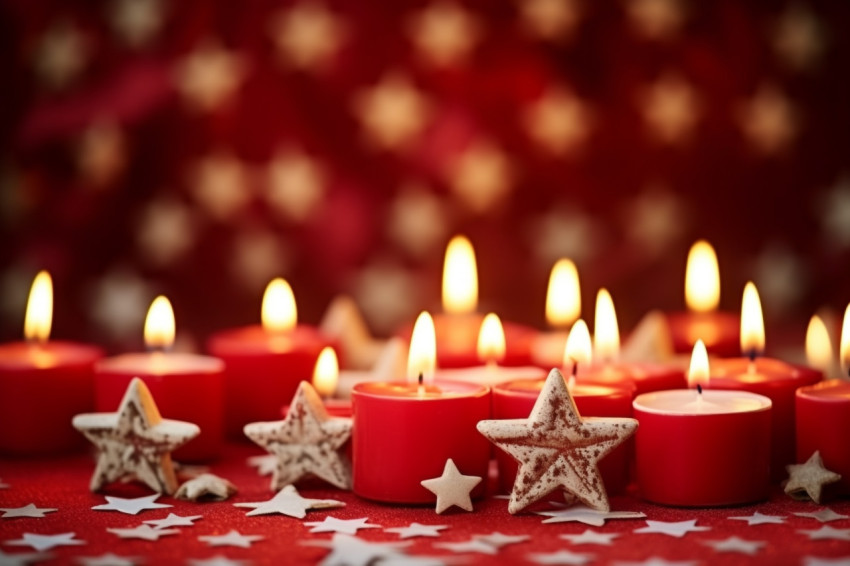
[492,376,632,495]
[352,312,491,503]
[633,340,772,506]
[282,347,353,419]
[206,278,331,438]
[666,241,739,356]
[0,272,102,455]
[796,380,850,495]
[96,296,224,462]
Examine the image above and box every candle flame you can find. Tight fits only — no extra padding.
[546,259,580,328]
[477,312,506,365]
[805,315,833,375]
[442,235,477,315]
[841,303,850,374]
[685,240,720,313]
[312,346,339,397]
[24,270,53,344]
[262,278,297,333]
[593,288,620,362]
[688,339,710,388]
[144,295,175,350]
[563,319,592,369]
[740,281,765,357]
[407,311,436,384]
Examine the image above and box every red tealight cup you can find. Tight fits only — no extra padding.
[666,311,740,357]
[573,362,686,398]
[796,379,850,495]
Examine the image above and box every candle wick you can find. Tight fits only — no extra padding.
[417,372,425,396]
[570,357,579,377]
[696,384,703,395]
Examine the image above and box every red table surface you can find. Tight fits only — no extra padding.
[1,443,849,565]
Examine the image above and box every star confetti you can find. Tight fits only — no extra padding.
[478,369,638,514]
[143,513,202,529]
[634,520,710,538]
[233,484,345,518]
[799,526,850,541]
[72,378,200,494]
[803,558,850,566]
[106,525,179,541]
[474,532,530,548]
[560,529,620,545]
[786,451,842,504]
[92,494,172,516]
[0,505,57,519]
[420,459,482,514]
[612,558,698,566]
[527,549,594,565]
[433,539,499,555]
[5,532,85,552]
[304,517,381,535]
[74,552,142,566]
[795,509,850,523]
[0,549,51,565]
[302,533,410,566]
[244,380,353,491]
[187,557,250,566]
[385,523,448,539]
[0,479,8,489]
[175,474,237,502]
[198,530,264,549]
[536,504,646,526]
[702,536,765,555]
[728,512,786,525]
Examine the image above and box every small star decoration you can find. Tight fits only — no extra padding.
[785,451,842,504]
[0,504,57,519]
[233,484,345,518]
[420,458,482,514]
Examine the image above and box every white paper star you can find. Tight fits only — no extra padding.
[268,1,344,72]
[387,184,449,259]
[518,0,581,42]
[447,140,513,214]
[174,41,245,112]
[773,4,824,72]
[75,552,141,566]
[0,549,51,566]
[537,505,646,527]
[0,505,57,519]
[612,558,697,566]
[135,198,196,267]
[34,22,87,90]
[420,459,482,514]
[109,0,164,48]
[433,539,498,555]
[230,229,291,292]
[353,73,431,152]
[88,269,151,340]
[737,84,798,155]
[799,526,850,541]
[379,556,456,566]
[626,0,685,41]
[5,533,85,552]
[524,87,592,156]
[385,523,448,539]
[191,153,251,222]
[795,509,850,523]
[560,529,619,545]
[233,485,345,518]
[187,557,250,566]
[803,558,850,566]
[198,530,263,549]
[408,2,480,67]
[640,73,700,145]
[634,519,710,538]
[729,512,786,526]
[143,513,202,529]
[474,532,530,548]
[527,550,594,565]
[305,517,381,535]
[106,525,179,541]
[266,150,325,223]
[92,494,172,516]
[702,536,765,555]
[302,533,410,566]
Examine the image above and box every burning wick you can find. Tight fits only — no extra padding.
[696,384,703,395]
[418,372,424,396]
[747,349,757,374]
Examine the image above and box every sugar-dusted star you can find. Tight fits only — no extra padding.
[0,549,52,565]
[107,525,178,541]
[729,511,786,526]
[474,532,530,548]
[408,1,480,67]
[92,494,172,516]
[702,536,765,555]
[478,368,638,514]
[796,509,850,523]
[143,513,202,529]
[527,549,594,565]
[174,40,246,112]
[420,458,482,514]
[302,533,410,566]
[198,530,263,549]
[447,140,513,215]
[175,474,237,502]
[305,516,381,535]
[560,529,619,545]
[433,539,499,555]
[244,380,353,491]
[799,526,850,542]
[786,451,842,504]
[5,533,85,552]
[187,557,250,566]
[803,558,850,566]
[385,523,448,539]
[612,559,697,566]
[640,72,700,146]
[523,87,592,156]
[75,553,141,566]
[0,505,57,519]
[537,505,646,526]
[634,519,710,538]
[353,72,431,152]
[737,83,798,155]
[73,378,199,495]
[233,484,345,519]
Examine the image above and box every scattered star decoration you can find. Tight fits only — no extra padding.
[701,536,765,555]
[560,529,620,545]
[198,530,264,549]
[304,516,381,535]
[633,519,710,538]
[728,511,786,525]
[106,525,179,541]
[420,458,482,514]
[0,505,57,519]
[187,557,250,566]
[0,548,52,565]
[384,523,448,539]
[175,473,237,502]
[5,532,85,552]
[302,533,410,566]
[786,451,842,503]
[795,509,850,523]
[527,549,594,565]
[92,494,172,516]
[143,513,202,529]
[74,552,141,566]
[798,526,850,542]
[233,484,345,518]
[537,504,646,527]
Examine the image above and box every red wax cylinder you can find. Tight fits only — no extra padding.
[207,325,330,439]
[708,357,822,480]
[572,362,686,398]
[0,342,102,455]
[796,379,850,495]
[352,380,491,503]
[283,398,352,419]
[492,378,633,494]
[633,389,772,506]
[95,352,224,461]
[666,311,740,357]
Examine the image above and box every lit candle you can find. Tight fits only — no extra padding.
[666,241,740,356]
[805,314,840,379]
[531,259,581,367]
[207,278,333,438]
[0,271,103,455]
[352,311,491,503]
[707,282,822,479]
[95,296,225,461]
[282,346,352,419]
[633,340,773,506]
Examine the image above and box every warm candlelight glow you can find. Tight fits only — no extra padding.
[685,240,720,313]
[687,339,710,388]
[24,270,53,344]
[442,235,477,315]
[740,282,765,357]
[563,319,592,369]
[312,346,339,398]
[594,288,620,362]
[262,278,297,333]
[805,315,833,375]
[477,313,506,365]
[841,304,850,374]
[408,311,436,384]
[546,259,581,328]
[144,295,176,350]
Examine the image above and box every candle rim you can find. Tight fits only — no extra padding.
[352,379,490,400]
[0,340,103,370]
[633,389,772,416]
[796,378,850,401]
[96,351,224,375]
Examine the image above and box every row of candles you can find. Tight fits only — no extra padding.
[0,237,848,508]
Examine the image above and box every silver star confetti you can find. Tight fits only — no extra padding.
[559,529,619,545]
[5,533,85,552]
[0,505,57,519]
[527,549,594,565]
[728,512,786,526]
[106,525,179,541]
[633,519,710,538]
[701,536,765,555]
[92,494,171,516]
[795,509,850,523]
[198,530,263,549]
[304,517,381,535]
[385,523,448,539]
[799,526,850,542]
[233,485,345,518]
[302,533,410,566]
[536,504,646,527]
[74,553,141,566]
[143,513,202,529]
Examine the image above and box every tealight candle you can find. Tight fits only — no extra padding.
[531,259,581,367]
[353,311,491,504]
[633,341,772,506]
[95,296,224,461]
[282,347,352,419]
[0,272,103,455]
